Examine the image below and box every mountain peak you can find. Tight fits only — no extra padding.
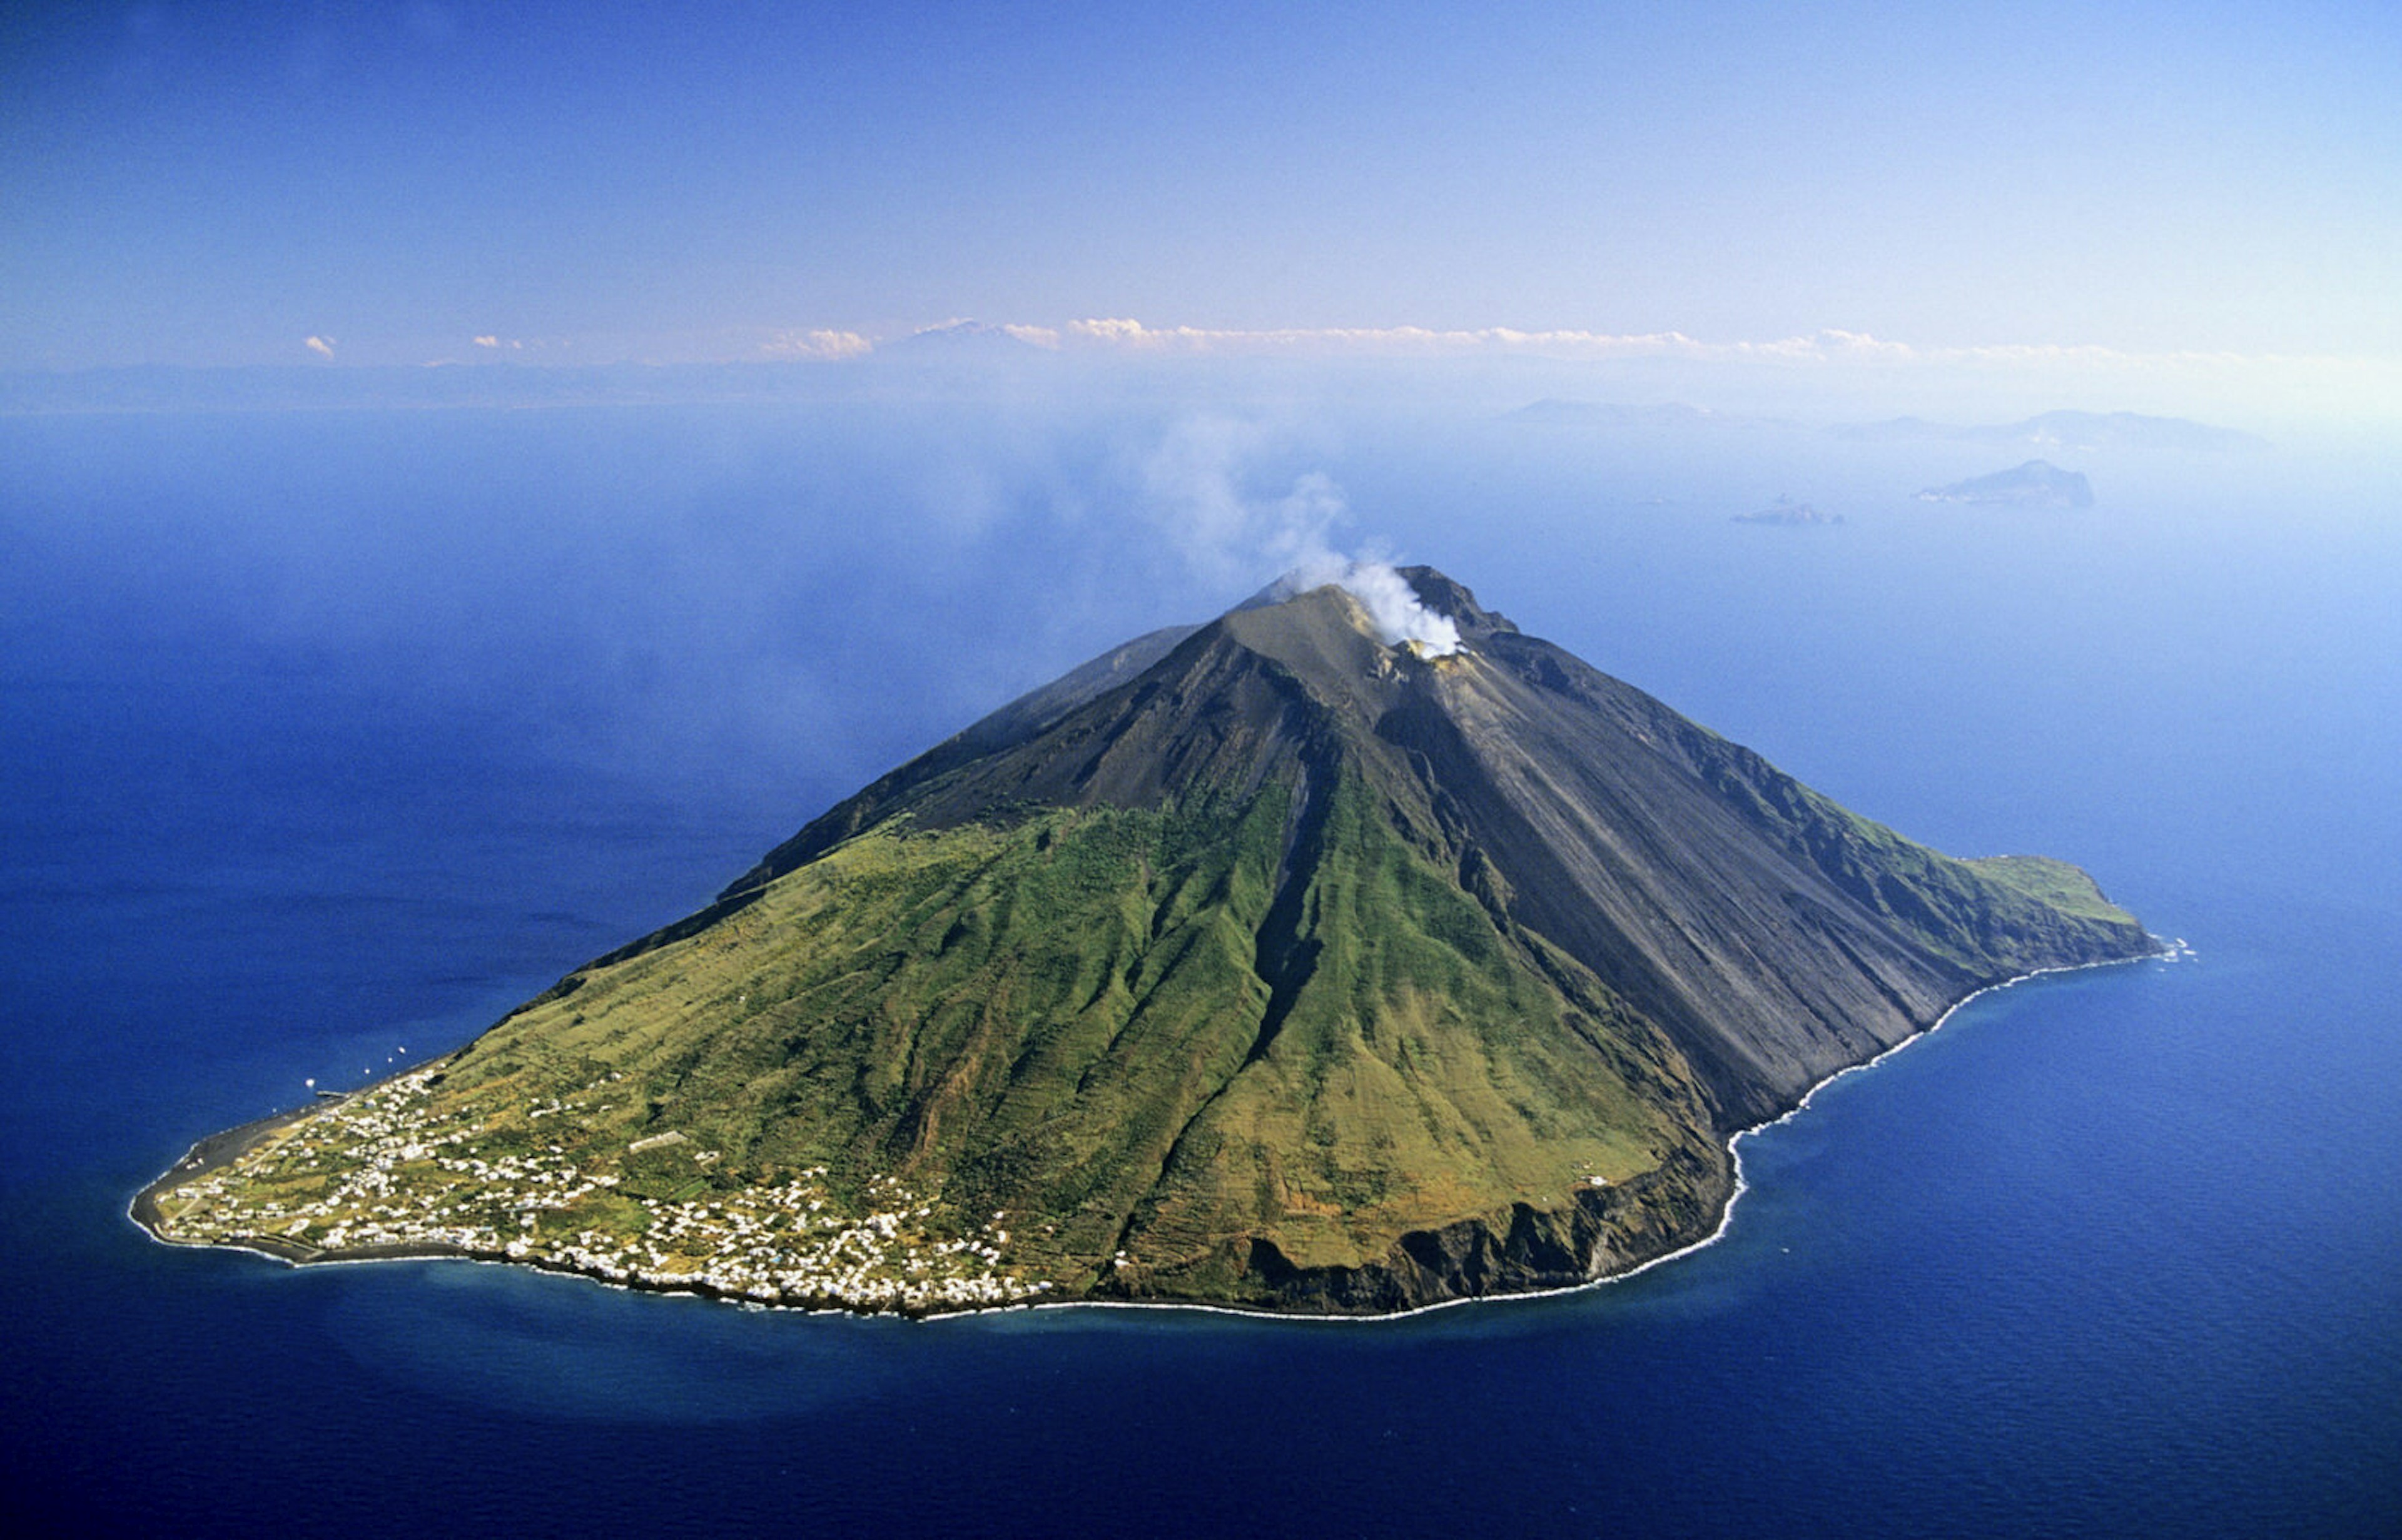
[1240,558,1501,659]
[144,567,2154,1317]
[1394,565,1516,637]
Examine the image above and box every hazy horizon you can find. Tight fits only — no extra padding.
[8,3,2400,432]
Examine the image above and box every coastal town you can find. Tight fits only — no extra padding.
[146,1066,1043,1314]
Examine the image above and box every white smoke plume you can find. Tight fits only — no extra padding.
[1137,417,1346,586]
[1135,416,1461,656]
[1280,553,1462,657]
[1344,560,1463,657]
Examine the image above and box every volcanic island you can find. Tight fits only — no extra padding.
[138,567,2154,1315]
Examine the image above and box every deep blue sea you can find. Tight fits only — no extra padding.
[4,402,2397,1537]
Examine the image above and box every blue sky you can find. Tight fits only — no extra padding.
[5,1,2398,402]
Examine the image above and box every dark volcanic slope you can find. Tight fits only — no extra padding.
[722,569,2147,1129]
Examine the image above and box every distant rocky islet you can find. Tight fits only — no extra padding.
[1918,459,2095,509]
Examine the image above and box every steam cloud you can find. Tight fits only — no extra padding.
[1136,415,1461,656]
[1280,554,1462,657]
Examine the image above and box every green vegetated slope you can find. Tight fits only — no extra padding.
[148,568,2152,1314]
[438,767,1719,1309]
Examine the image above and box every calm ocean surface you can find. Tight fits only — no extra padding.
[3,405,2396,1536]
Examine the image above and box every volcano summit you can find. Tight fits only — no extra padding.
[141,568,2152,1314]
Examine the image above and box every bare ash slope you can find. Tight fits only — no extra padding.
[144,570,2151,1315]
[732,569,2148,1130]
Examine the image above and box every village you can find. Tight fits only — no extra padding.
[152,1066,1043,1314]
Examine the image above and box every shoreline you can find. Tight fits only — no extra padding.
[131,941,2179,1324]
[988,938,2181,1328]
[128,1095,354,1249]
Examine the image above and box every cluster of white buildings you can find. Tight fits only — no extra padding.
[510,1176,1038,1310]
[158,1068,1041,1312]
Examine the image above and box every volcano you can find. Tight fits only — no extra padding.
[143,568,2152,1314]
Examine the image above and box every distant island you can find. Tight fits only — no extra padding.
[1734,495,1844,525]
[1919,460,2095,509]
[139,568,2154,1316]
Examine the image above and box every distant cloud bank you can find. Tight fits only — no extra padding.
[756,317,2283,375]
[760,328,874,361]
[8,314,2382,430]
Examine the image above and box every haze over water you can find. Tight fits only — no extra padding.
[3,400,2396,1536]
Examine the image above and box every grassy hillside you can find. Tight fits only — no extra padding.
[157,772,1722,1310]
